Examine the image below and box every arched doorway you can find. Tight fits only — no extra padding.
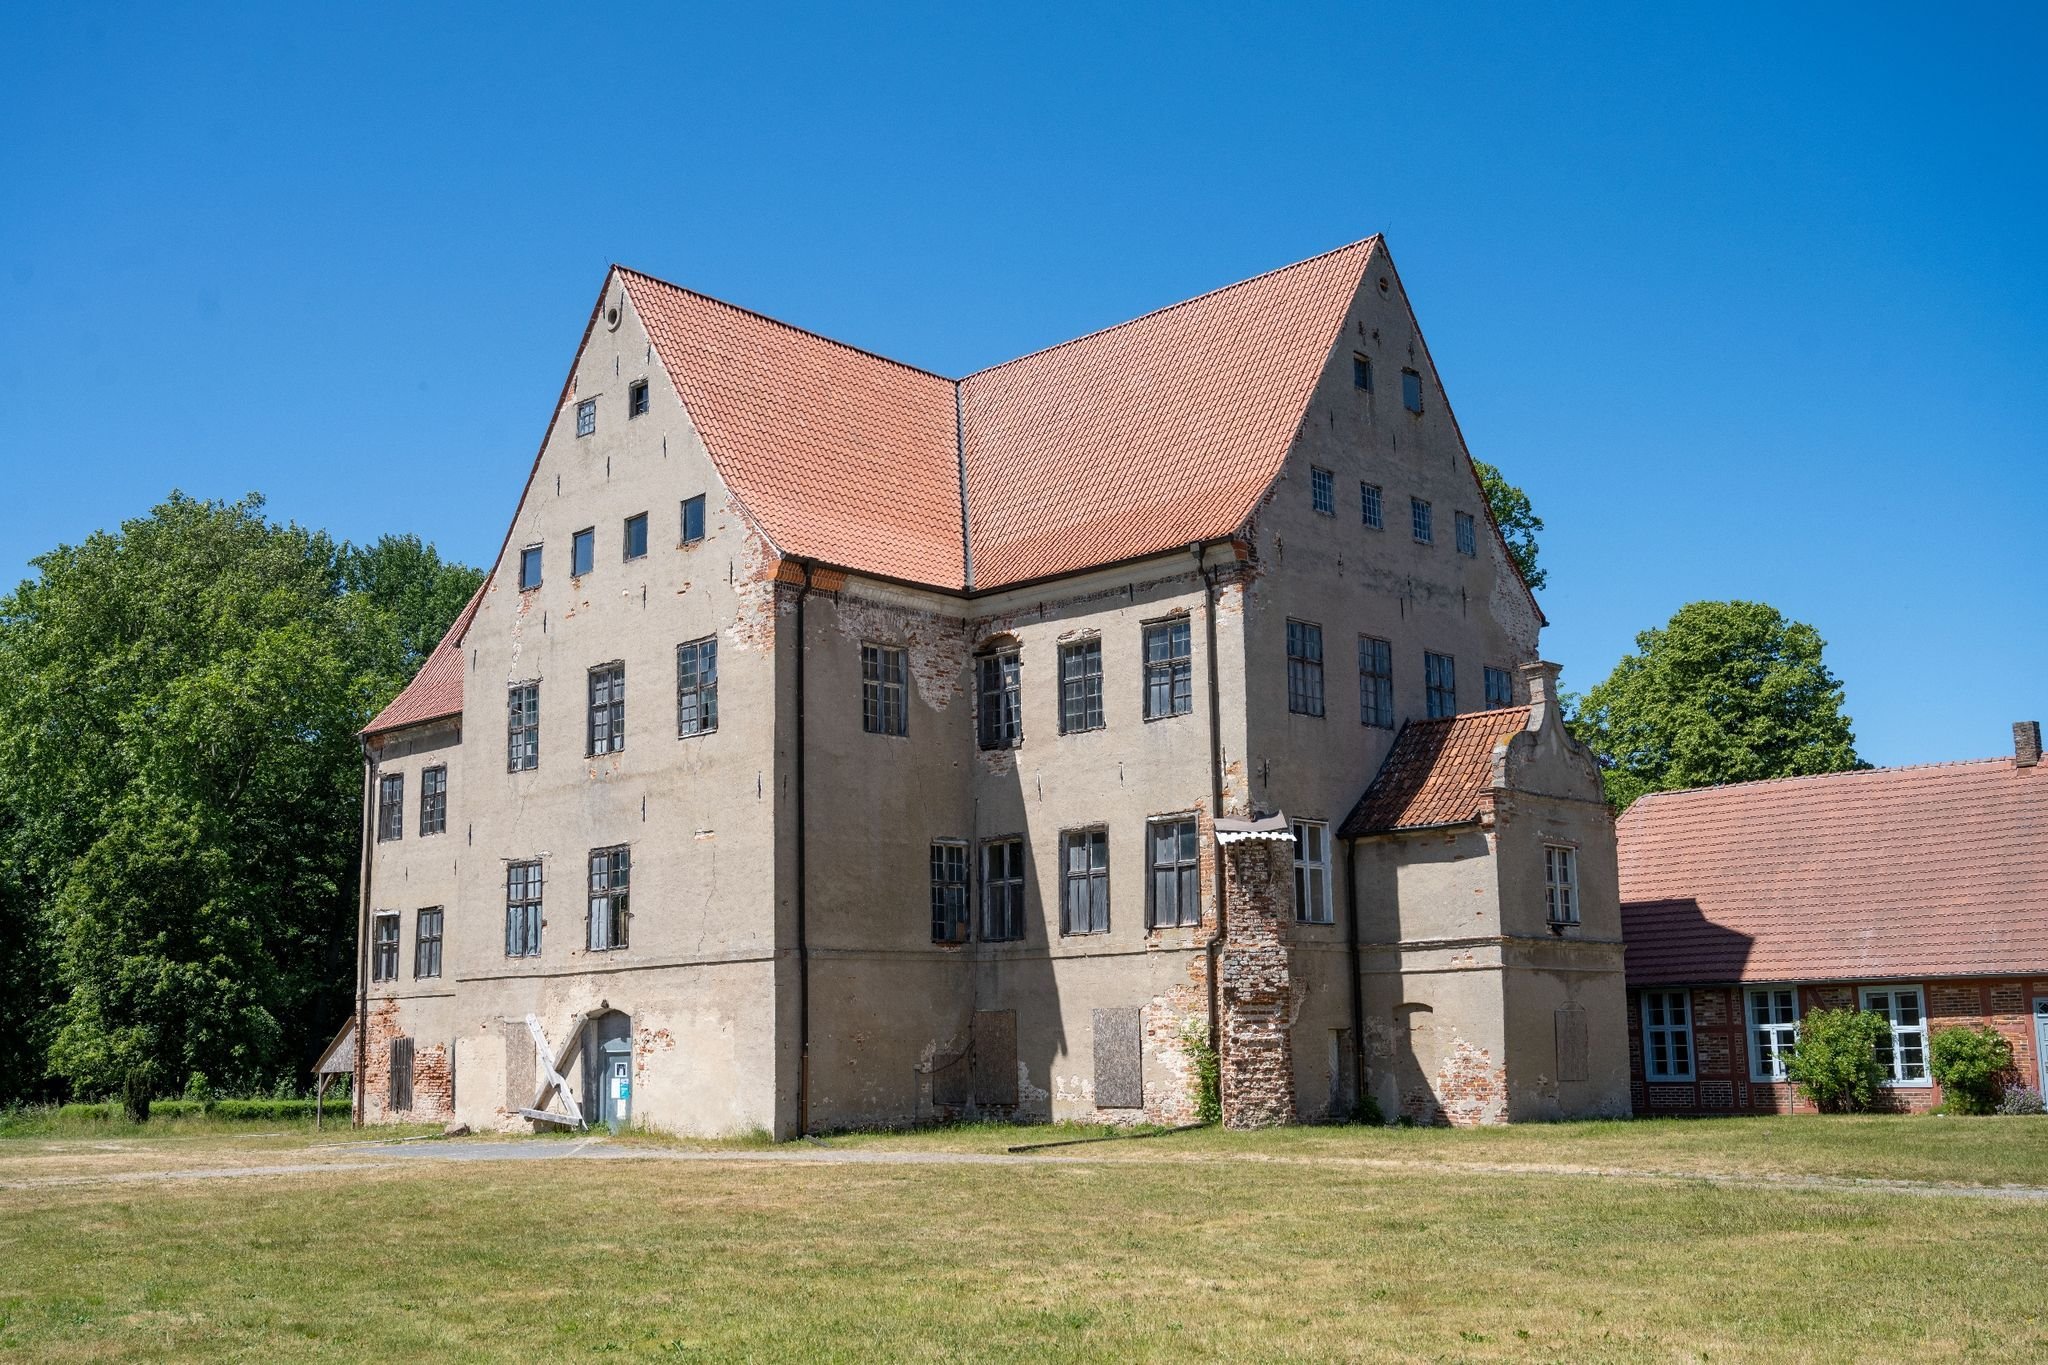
[582,1010,633,1132]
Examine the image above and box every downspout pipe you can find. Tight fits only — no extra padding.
[353,738,377,1127]
[1197,543,1226,1053]
[793,559,815,1137]
[1344,836,1365,1118]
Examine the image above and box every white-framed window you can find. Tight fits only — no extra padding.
[1310,466,1335,515]
[1640,990,1693,1080]
[576,397,597,437]
[371,912,401,983]
[1861,986,1930,1084]
[1544,845,1578,926]
[1747,987,1800,1081]
[1292,820,1332,924]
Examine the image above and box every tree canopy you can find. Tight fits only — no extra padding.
[1573,600,1863,811]
[1471,459,1546,593]
[0,493,481,1100]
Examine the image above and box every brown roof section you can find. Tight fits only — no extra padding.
[1341,707,1531,836]
[1618,759,2048,987]
[361,582,485,736]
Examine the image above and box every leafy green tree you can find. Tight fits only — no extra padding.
[1574,601,1862,810]
[1781,1007,1890,1113]
[0,492,478,1098]
[1471,459,1546,593]
[340,533,484,671]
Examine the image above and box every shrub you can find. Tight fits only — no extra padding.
[1781,1007,1890,1112]
[122,1065,154,1124]
[1179,1020,1221,1125]
[1930,1025,2014,1115]
[1995,1085,2044,1117]
[183,1071,212,1105]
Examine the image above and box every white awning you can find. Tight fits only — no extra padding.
[1214,812,1294,845]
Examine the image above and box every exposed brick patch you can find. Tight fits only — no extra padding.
[360,998,453,1124]
[1431,1037,1509,1126]
[1142,953,1209,1125]
[1219,839,1294,1128]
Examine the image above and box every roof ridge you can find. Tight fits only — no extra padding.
[958,236,1382,381]
[1629,756,2016,807]
[614,265,953,383]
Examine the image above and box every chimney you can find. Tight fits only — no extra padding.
[2016,721,2042,769]
[1520,660,1562,733]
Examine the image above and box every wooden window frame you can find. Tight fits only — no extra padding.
[587,845,631,952]
[1425,651,1456,719]
[676,637,718,737]
[930,840,970,944]
[1359,636,1394,729]
[1292,819,1333,924]
[419,765,447,836]
[587,663,626,756]
[1060,827,1110,936]
[370,911,400,983]
[862,644,909,737]
[980,836,1026,942]
[976,648,1022,748]
[1146,816,1202,930]
[414,907,444,980]
[1142,618,1193,720]
[507,682,540,772]
[1286,620,1325,717]
[505,861,543,958]
[376,773,404,842]
[1058,638,1104,734]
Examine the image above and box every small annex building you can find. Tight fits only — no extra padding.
[1617,721,2048,1115]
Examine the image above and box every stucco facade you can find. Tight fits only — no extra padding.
[353,238,1629,1135]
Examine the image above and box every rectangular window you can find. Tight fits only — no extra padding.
[1310,466,1335,515]
[1292,820,1332,924]
[1361,483,1383,530]
[1747,987,1800,1082]
[930,841,969,944]
[1147,817,1203,929]
[1401,368,1423,414]
[1352,353,1373,391]
[1425,651,1456,718]
[1359,636,1394,729]
[862,645,909,736]
[1641,990,1694,1080]
[1061,828,1109,936]
[519,544,543,591]
[1058,639,1104,734]
[681,495,706,545]
[981,837,1026,942]
[1286,620,1325,717]
[414,907,443,980]
[976,649,1022,748]
[1143,619,1193,719]
[1545,845,1579,926]
[1862,986,1930,1083]
[505,861,542,958]
[623,513,648,561]
[371,912,400,983]
[628,379,649,417]
[377,773,404,841]
[419,766,447,836]
[587,663,625,755]
[1484,666,1513,709]
[1456,511,1477,557]
[507,682,539,772]
[576,397,596,437]
[1411,498,1433,544]
[676,637,718,736]
[587,845,630,951]
[571,527,594,578]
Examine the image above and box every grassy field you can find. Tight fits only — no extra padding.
[2,1117,2046,1361]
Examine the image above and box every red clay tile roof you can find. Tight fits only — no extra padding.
[1618,759,2048,987]
[1340,707,1532,836]
[362,582,485,736]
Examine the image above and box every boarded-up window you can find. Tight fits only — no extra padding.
[388,1035,414,1112]
[1554,1005,1588,1083]
[1093,1007,1143,1109]
[972,1010,1018,1107]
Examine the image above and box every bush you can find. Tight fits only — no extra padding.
[1179,1020,1221,1125]
[183,1071,212,1104]
[1781,1007,1890,1113]
[122,1065,154,1124]
[1995,1085,2045,1117]
[1930,1025,2014,1115]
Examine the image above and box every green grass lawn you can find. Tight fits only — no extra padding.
[3,1116,2046,1361]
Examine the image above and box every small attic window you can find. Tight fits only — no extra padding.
[1401,369,1423,415]
[1352,354,1372,392]
[681,495,706,545]
[519,545,543,592]
[576,398,597,437]
[629,380,649,418]
[572,528,595,578]
[1377,276,1391,295]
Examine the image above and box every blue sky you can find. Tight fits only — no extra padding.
[2,2,2041,767]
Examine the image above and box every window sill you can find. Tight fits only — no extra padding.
[1647,1073,1696,1084]
[1142,711,1193,724]
[1881,1079,1934,1089]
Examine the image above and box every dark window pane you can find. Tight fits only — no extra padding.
[681,495,706,544]
[624,513,648,560]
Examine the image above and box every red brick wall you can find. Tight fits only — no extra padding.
[1219,839,1295,1128]
[360,998,455,1124]
[1626,976,2045,1116]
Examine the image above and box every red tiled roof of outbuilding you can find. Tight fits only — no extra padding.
[1340,707,1532,836]
[1617,758,2048,987]
[361,582,486,736]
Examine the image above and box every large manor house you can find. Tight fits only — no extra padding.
[351,237,1629,1135]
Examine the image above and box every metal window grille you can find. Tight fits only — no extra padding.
[1353,353,1372,391]
[371,913,400,982]
[1286,620,1324,716]
[587,845,630,951]
[1292,820,1332,924]
[681,495,706,544]
[519,545,543,591]
[571,527,594,578]
[1544,845,1578,924]
[1147,818,1202,928]
[507,683,540,771]
[1748,988,1799,1081]
[629,379,649,417]
[587,664,625,755]
[505,861,543,957]
[1642,991,1693,1079]
[1143,619,1192,719]
[377,774,404,841]
[981,838,1026,941]
[1059,639,1104,733]
[1361,483,1383,530]
[1061,829,1109,935]
[1401,368,1423,414]
[863,645,909,736]
[623,513,648,560]
[1455,511,1477,557]
[414,907,443,979]
[419,766,447,835]
[1863,987,1928,1082]
[576,397,596,436]
[1359,636,1393,728]
[676,637,718,736]
[930,842,969,944]
[1484,666,1513,709]
[1411,498,1433,544]
[1425,651,1456,718]
[1310,466,1335,515]
[976,650,1021,748]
